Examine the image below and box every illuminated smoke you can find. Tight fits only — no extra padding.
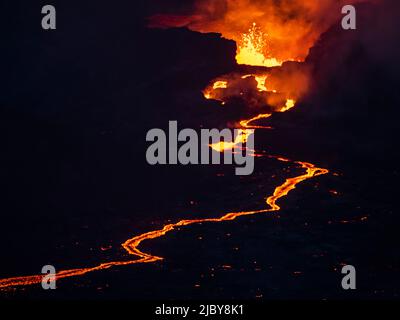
[149,0,369,66]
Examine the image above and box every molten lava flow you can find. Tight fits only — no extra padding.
[241,74,269,92]
[240,113,272,129]
[280,99,296,112]
[203,71,293,109]
[0,155,328,290]
[209,129,252,152]
[0,100,328,290]
[234,97,296,129]
[197,6,316,110]
[213,80,228,90]
[0,105,328,289]
[0,0,342,291]
[254,75,268,92]
[149,0,367,66]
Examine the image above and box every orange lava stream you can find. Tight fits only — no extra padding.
[209,129,253,152]
[0,15,330,291]
[0,152,328,290]
[239,99,295,129]
[240,113,273,129]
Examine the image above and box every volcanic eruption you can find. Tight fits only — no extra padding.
[3,0,398,299]
[149,0,371,118]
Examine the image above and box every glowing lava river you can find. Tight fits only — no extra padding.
[0,115,328,290]
[0,22,329,291]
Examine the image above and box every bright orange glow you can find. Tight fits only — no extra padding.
[202,70,302,111]
[238,99,296,129]
[204,91,212,99]
[203,80,229,102]
[254,75,268,92]
[149,0,362,66]
[241,74,268,91]
[209,129,252,152]
[280,99,296,112]
[213,80,228,90]
[236,23,282,67]
[240,113,272,129]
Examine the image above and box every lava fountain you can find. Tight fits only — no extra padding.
[150,0,368,116]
